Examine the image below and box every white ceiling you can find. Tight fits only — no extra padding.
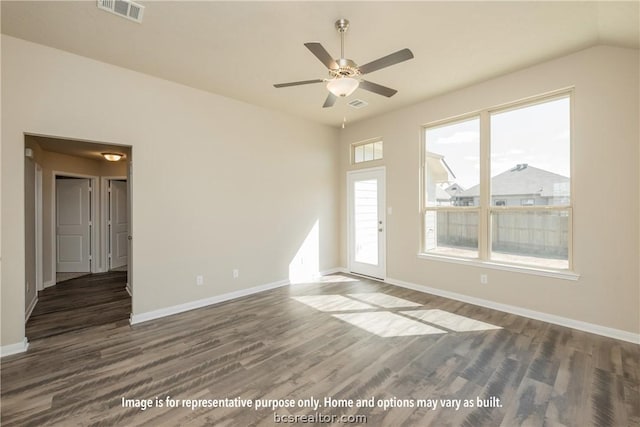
[26,134,131,161]
[2,1,639,128]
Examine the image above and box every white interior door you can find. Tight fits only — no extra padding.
[109,180,128,269]
[56,178,91,272]
[348,168,386,279]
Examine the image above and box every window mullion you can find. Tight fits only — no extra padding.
[478,111,490,260]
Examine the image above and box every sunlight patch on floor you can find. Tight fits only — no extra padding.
[291,293,501,337]
[347,293,422,308]
[401,309,501,332]
[291,295,374,312]
[332,312,446,337]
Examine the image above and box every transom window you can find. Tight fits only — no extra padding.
[352,139,383,164]
[422,92,572,271]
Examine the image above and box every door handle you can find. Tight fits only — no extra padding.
[128,235,132,241]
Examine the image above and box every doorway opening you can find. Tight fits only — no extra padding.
[24,134,133,340]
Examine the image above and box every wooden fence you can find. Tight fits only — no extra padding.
[436,211,568,258]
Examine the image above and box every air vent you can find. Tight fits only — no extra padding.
[348,99,368,109]
[97,0,144,23]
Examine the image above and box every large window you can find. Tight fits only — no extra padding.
[422,93,572,271]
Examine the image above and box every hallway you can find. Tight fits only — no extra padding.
[26,271,130,340]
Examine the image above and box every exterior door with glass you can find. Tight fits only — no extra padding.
[348,168,386,279]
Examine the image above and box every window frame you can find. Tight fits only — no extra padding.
[422,114,481,259]
[420,89,575,277]
[351,138,383,165]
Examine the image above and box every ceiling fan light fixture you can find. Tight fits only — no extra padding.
[326,77,359,97]
[102,153,123,162]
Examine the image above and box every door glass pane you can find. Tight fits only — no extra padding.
[354,145,364,163]
[424,210,478,258]
[490,97,570,206]
[491,210,569,269]
[354,179,378,265]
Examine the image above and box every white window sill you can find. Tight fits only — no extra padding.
[417,253,580,281]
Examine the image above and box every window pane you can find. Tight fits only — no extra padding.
[491,210,569,269]
[425,118,480,207]
[364,143,374,161]
[424,211,478,258]
[490,97,570,206]
[374,141,383,160]
[355,179,378,265]
[354,145,364,163]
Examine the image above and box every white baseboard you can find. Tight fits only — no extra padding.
[125,283,132,297]
[385,277,640,344]
[43,280,56,288]
[25,295,38,321]
[130,278,290,325]
[1,338,29,358]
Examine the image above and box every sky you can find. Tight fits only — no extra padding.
[426,96,570,189]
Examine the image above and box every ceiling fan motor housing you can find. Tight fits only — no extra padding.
[330,58,360,78]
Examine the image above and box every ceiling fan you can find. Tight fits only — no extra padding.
[274,18,414,108]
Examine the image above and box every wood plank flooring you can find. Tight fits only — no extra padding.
[2,273,638,426]
[26,271,130,340]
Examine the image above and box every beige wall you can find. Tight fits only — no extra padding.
[339,45,639,334]
[1,35,340,346]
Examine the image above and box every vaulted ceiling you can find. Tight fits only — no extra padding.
[2,1,638,127]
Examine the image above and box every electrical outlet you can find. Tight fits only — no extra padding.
[196,275,204,286]
[233,269,239,279]
[480,274,488,284]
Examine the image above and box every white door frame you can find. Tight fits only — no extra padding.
[35,163,43,291]
[52,171,99,281]
[126,158,133,297]
[100,176,127,272]
[347,166,386,279]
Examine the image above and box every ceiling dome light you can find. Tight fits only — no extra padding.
[326,77,359,97]
[102,153,123,162]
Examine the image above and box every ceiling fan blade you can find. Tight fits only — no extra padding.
[304,42,338,70]
[359,80,398,97]
[323,93,337,108]
[358,48,414,75]
[274,79,324,88]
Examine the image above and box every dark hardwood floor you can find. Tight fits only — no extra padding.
[2,273,638,426]
[26,271,130,340]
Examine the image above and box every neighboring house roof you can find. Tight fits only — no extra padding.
[460,164,569,198]
[445,183,465,197]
